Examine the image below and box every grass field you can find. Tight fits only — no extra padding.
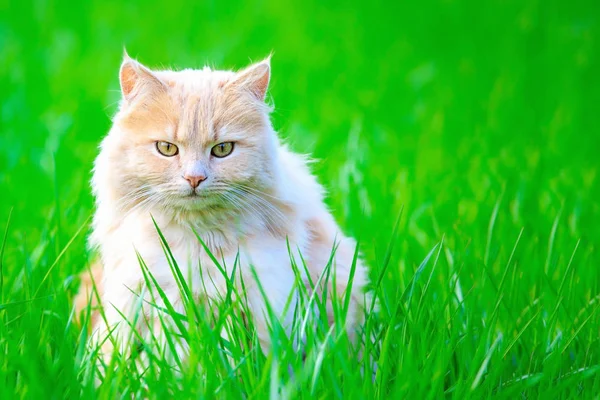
[2,0,600,398]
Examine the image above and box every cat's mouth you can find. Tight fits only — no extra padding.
[182,190,212,204]
[173,192,207,211]
[177,190,230,211]
[184,187,204,198]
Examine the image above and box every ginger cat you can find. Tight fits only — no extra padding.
[75,52,369,366]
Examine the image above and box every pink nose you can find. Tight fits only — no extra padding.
[184,174,206,189]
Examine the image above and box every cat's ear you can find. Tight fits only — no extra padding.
[119,50,165,101]
[228,57,271,101]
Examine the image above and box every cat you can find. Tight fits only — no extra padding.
[74,52,370,367]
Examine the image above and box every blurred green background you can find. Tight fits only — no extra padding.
[2,0,598,260]
[1,0,600,396]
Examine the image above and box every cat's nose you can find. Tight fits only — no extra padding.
[184,174,207,189]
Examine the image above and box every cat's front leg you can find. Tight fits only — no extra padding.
[90,274,142,369]
[240,241,299,355]
[244,282,297,355]
[91,268,188,374]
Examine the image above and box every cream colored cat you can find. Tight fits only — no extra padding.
[75,52,369,365]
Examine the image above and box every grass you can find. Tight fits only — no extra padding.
[1,0,600,398]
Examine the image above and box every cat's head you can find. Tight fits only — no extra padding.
[96,52,279,216]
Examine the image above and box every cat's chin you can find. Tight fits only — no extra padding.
[169,193,226,213]
[173,196,208,210]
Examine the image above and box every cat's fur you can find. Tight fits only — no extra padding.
[75,53,369,364]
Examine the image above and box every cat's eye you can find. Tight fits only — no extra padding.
[211,142,234,158]
[156,141,179,157]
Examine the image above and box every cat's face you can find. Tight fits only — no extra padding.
[102,54,277,214]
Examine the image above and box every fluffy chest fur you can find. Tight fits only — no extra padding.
[96,197,310,302]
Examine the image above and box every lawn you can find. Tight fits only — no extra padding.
[1,0,600,398]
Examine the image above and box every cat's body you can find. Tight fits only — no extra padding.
[75,53,368,364]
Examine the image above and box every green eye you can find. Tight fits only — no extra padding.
[156,141,179,157]
[211,142,234,158]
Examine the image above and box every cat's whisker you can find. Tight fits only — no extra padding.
[117,187,152,203]
[226,188,288,234]
[220,192,244,215]
[116,188,155,212]
[230,187,287,221]
[122,198,153,218]
[115,184,154,200]
[230,182,285,202]
[121,191,167,219]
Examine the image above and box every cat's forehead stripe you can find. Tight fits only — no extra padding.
[176,93,217,146]
[155,69,256,146]
[191,98,201,141]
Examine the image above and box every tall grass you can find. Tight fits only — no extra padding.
[73,221,377,398]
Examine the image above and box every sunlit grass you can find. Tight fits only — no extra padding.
[73,221,377,398]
